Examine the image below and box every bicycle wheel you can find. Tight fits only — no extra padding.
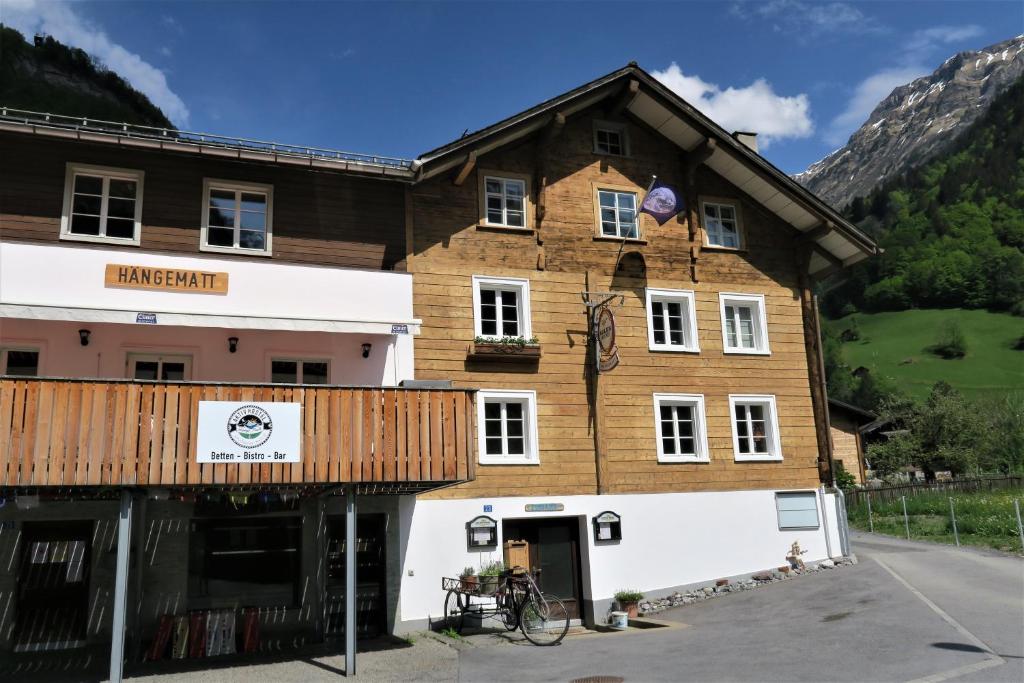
[518,592,569,645]
[442,590,466,634]
[498,590,518,631]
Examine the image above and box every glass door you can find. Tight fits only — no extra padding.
[127,353,192,381]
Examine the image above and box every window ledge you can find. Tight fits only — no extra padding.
[593,236,647,245]
[200,244,273,258]
[723,348,771,356]
[657,457,710,464]
[478,458,541,466]
[701,245,748,253]
[468,342,541,363]
[734,454,784,462]
[476,223,536,235]
[60,233,140,247]
[649,346,701,354]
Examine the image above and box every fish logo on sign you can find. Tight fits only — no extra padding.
[227,405,273,448]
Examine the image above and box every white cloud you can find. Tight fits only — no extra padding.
[730,0,887,37]
[651,63,814,146]
[824,24,984,146]
[160,14,184,35]
[159,46,172,58]
[2,0,189,126]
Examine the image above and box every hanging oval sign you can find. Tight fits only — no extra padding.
[596,306,616,354]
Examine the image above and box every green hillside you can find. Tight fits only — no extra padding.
[826,309,1024,400]
[0,26,173,128]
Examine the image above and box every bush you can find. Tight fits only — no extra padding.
[840,317,861,342]
[834,466,857,491]
[614,589,644,603]
[930,320,967,359]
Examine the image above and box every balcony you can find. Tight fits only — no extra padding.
[0,378,475,492]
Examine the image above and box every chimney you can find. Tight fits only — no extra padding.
[732,131,758,153]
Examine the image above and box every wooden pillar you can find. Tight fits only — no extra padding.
[797,247,835,484]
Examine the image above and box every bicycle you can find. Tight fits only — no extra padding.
[440,566,570,645]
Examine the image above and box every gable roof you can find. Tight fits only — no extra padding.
[413,64,878,277]
[828,398,877,424]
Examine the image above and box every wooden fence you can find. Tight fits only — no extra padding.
[0,378,476,488]
[845,476,1023,508]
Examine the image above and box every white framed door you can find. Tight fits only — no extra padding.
[127,353,192,381]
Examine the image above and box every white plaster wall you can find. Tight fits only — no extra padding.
[0,318,413,385]
[0,242,417,325]
[397,489,842,626]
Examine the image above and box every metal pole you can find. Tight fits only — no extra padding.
[818,486,833,559]
[110,490,134,683]
[866,495,874,533]
[345,486,357,676]
[835,488,851,557]
[901,495,910,540]
[949,497,960,547]
[1015,499,1024,553]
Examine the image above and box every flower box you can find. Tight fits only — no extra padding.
[467,342,541,363]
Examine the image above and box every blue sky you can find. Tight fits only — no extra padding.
[4,1,1022,173]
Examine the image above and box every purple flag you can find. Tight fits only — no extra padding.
[639,179,685,225]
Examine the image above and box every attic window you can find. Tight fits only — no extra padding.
[594,121,628,156]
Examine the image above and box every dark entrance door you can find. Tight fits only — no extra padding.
[326,514,387,639]
[502,517,583,620]
[15,520,93,651]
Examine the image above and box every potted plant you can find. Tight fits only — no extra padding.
[477,561,504,595]
[459,566,478,592]
[614,589,644,618]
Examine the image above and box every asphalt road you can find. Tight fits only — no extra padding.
[458,532,1024,682]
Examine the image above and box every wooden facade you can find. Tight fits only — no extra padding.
[411,96,834,499]
[0,132,408,271]
[0,379,474,488]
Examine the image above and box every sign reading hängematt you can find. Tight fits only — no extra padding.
[196,401,301,463]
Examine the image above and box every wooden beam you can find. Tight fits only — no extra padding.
[797,222,834,244]
[813,244,844,270]
[684,138,717,186]
[452,150,477,186]
[540,112,566,145]
[605,79,640,117]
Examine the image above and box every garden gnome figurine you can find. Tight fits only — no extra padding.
[787,541,806,569]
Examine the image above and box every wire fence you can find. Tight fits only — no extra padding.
[845,477,1024,554]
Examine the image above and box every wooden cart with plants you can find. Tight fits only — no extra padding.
[440,563,570,645]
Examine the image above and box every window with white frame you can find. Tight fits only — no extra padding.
[61,163,143,244]
[776,492,820,529]
[646,289,699,352]
[271,359,330,384]
[483,176,527,228]
[202,179,273,254]
[597,189,638,238]
[702,200,741,248]
[729,394,782,461]
[653,394,709,462]
[472,276,531,340]
[593,121,627,155]
[1,348,39,376]
[719,293,769,354]
[477,390,539,465]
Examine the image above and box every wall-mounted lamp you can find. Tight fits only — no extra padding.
[228,337,239,354]
[361,343,372,359]
[78,329,91,346]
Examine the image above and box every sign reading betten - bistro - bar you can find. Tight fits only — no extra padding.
[196,401,301,463]
[104,263,229,294]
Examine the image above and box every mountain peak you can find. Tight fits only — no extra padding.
[796,35,1024,208]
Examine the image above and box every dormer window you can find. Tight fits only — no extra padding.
[593,121,628,156]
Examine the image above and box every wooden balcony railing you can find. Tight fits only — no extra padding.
[0,378,475,489]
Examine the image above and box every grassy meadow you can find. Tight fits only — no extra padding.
[826,308,1024,400]
[847,488,1024,554]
